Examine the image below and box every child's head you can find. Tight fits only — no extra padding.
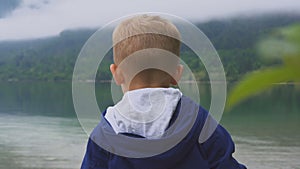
[110,14,183,92]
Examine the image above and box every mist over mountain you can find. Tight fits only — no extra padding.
[0,0,21,18]
[0,13,299,81]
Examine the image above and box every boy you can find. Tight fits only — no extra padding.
[81,14,246,169]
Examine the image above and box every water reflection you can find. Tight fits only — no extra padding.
[0,114,87,169]
[0,82,299,168]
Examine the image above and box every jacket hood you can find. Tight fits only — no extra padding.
[105,87,182,139]
[90,96,205,169]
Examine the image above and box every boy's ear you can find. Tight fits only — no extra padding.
[171,64,183,85]
[110,64,124,85]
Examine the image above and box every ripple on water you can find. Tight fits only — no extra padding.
[0,113,88,169]
[233,135,300,169]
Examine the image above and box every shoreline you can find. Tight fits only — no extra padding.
[1,79,300,85]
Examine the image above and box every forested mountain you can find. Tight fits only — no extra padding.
[0,13,299,82]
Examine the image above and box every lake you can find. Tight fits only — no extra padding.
[0,82,299,169]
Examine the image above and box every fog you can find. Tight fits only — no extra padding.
[0,0,300,40]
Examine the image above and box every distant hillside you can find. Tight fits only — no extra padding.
[0,13,299,82]
[196,13,300,80]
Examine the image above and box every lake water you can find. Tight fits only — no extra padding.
[0,82,299,169]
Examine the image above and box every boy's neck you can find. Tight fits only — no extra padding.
[122,82,170,93]
[129,84,170,91]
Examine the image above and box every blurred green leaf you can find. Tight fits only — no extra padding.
[226,66,300,111]
[257,24,300,59]
[227,24,300,111]
[279,24,300,43]
[258,39,298,59]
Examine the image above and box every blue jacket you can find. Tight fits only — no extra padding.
[81,96,246,169]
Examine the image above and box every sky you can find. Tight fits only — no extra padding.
[0,0,300,41]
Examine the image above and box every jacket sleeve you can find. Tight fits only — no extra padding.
[200,124,247,169]
[81,138,109,169]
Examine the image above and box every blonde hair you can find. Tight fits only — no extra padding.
[112,14,181,86]
[112,14,181,64]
